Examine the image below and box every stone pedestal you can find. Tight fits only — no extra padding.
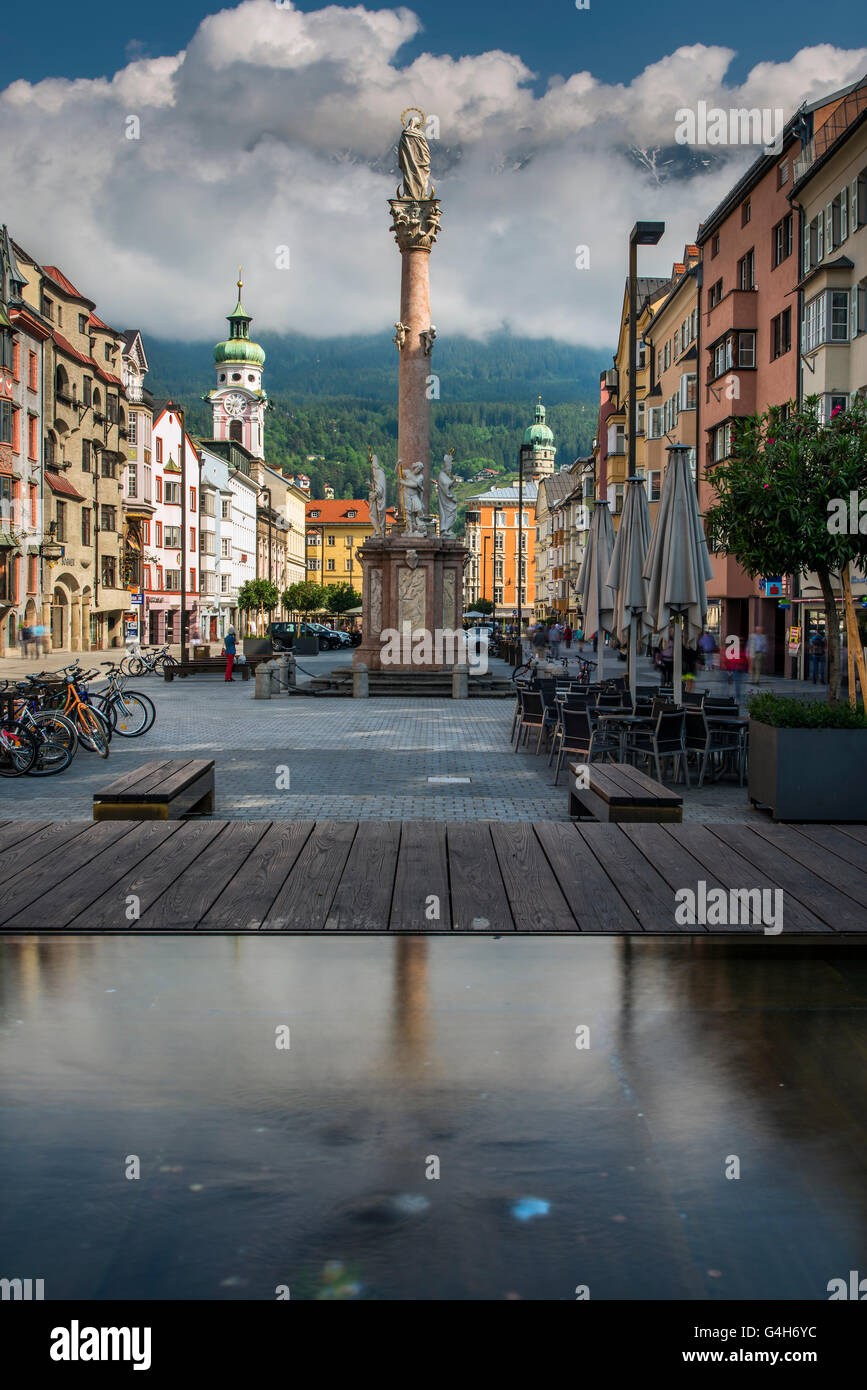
[354,533,467,672]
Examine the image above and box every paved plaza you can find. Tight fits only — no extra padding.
[0,647,773,824]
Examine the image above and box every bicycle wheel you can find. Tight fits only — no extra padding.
[127,656,145,676]
[105,691,154,736]
[30,710,79,757]
[0,725,38,776]
[75,704,111,758]
[28,737,73,776]
[156,654,179,673]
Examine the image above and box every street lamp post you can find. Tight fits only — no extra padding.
[517,447,524,639]
[628,222,665,480]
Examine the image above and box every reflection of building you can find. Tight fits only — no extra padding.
[0,226,51,657]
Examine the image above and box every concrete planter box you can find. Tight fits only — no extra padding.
[243,638,273,657]
[748,720,867,821]
[293,636,320,655]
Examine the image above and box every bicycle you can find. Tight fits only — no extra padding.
[91,662,156,737]
[1,678,80,764]
[0,716,38,776]
[121,645,178,677]
[40,665,112,758]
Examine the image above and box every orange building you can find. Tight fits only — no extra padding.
[463,482,536,621]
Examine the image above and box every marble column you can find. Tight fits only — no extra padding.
[389,197,441,515]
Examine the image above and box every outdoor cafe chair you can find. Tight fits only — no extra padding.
[651,696,675,720]
[685,709,743,787]
[514,689,547,754]
[683,689,707,707]
[624,707,691,787]
[551,707,620,786]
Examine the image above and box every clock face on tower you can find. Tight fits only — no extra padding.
[223,393,247,417]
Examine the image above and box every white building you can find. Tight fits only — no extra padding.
[144,403,201,646]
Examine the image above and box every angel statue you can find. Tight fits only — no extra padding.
[398,458,426,537]
[368,449,387,538]
[436,451,457,537]
[398,109,431,201]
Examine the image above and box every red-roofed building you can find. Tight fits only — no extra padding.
[305,498,398,590]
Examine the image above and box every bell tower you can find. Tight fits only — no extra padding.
[206,269,267,459]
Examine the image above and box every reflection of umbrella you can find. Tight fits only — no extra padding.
[343,605,363,617]
[607,477,652,703]
[577,500,616,684]
[642,445,713,705]
[464,610,487,620]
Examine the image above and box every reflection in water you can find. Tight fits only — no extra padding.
[0,935,866,1300]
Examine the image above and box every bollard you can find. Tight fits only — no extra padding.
[353,662,369,698]
[452,663,468,700]
[269,660,282,695]
[254,662,272,699]
[285,654,297,689]
[276,654,290,693]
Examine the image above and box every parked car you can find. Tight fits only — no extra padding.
[269,621,325,651]
[306,622,346,651]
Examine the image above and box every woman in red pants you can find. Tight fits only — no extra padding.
[223,627,237,681]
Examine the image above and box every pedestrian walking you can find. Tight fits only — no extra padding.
[726,637,748,707]
[548,621,561,660]
[809,629,827,684]
[748,625,767,683]
[659,631,674,686]
[697,629,716,671]
[532,622,547,662]
[223,626,237,681]
[563,623,573,650]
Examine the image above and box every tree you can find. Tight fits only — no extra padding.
[706,397,867,704]
[323,582,362,615]
[237,578,279,636]
[474,598,494,616]
[283,580,328,616]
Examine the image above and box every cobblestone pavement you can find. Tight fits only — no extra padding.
[1,670,767,823]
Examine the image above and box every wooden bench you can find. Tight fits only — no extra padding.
[163,657,258,681]
[93,758,215,821]
[568,760,683,823]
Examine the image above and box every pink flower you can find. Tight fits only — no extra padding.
[831,405,842,417]
[763,483,770,489]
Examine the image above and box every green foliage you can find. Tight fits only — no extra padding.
[322,582,361,614]
[747,692,867,729]
[705,397,867,577]
[473,598,495,615]
[237,578,279,634]
[283,581,328,615]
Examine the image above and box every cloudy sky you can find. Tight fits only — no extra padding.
[1,0,865,346]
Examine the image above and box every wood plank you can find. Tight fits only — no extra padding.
[746,823,867,922]
[0,820,94,888]
[621,823,733,915]
[326,821,401,930]
[2,821,184,931]
[769,822,867,872]
[96,759,175,797]
[133,759,213,802]
[0,820,57,859]
[0,822,137,927]
[662,825,828,932]
[199,821,315,930]
[390,821,452,931]
[830,823,867,848]
[97,759,204,802]
[533,821,637,930]
[64,821,227,931]
[573,824,687,931]
[263,821,358,930]
[447,822,515,931]
[612,763,683,803]
[490,821,578,931]
[707,825,861,930]
[135,821,269,929]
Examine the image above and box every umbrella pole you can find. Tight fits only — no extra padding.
[673,616,683,706]
[629,618,637,706]
[597,629,604,686]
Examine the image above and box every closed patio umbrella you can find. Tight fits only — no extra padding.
[577,499,616,685]
[642,444,713,705]
[606,475,652,703]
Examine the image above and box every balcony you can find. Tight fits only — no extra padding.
[706,288,757,341]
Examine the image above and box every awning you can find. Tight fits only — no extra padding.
[45,471,85,501]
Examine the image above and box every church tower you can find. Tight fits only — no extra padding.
[520,397,556,482]
[207,270,267,459]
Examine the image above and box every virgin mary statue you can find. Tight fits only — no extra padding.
[398,110,431,201]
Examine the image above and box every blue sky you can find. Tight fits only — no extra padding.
[2,0,858,91]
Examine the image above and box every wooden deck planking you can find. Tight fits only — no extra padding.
[447,823,515,931]
[0,818,864,933]
[389,821,452,931]
[490,821,577,931]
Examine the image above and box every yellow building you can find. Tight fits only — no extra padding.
[305,498,396,594]
[605,272,674,528]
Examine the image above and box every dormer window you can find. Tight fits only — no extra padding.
[346,510,357,518]
[310,510,321,518]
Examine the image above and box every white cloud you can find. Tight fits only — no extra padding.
[1,0,864,348]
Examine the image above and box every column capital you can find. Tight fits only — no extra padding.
[389,197,442,251]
